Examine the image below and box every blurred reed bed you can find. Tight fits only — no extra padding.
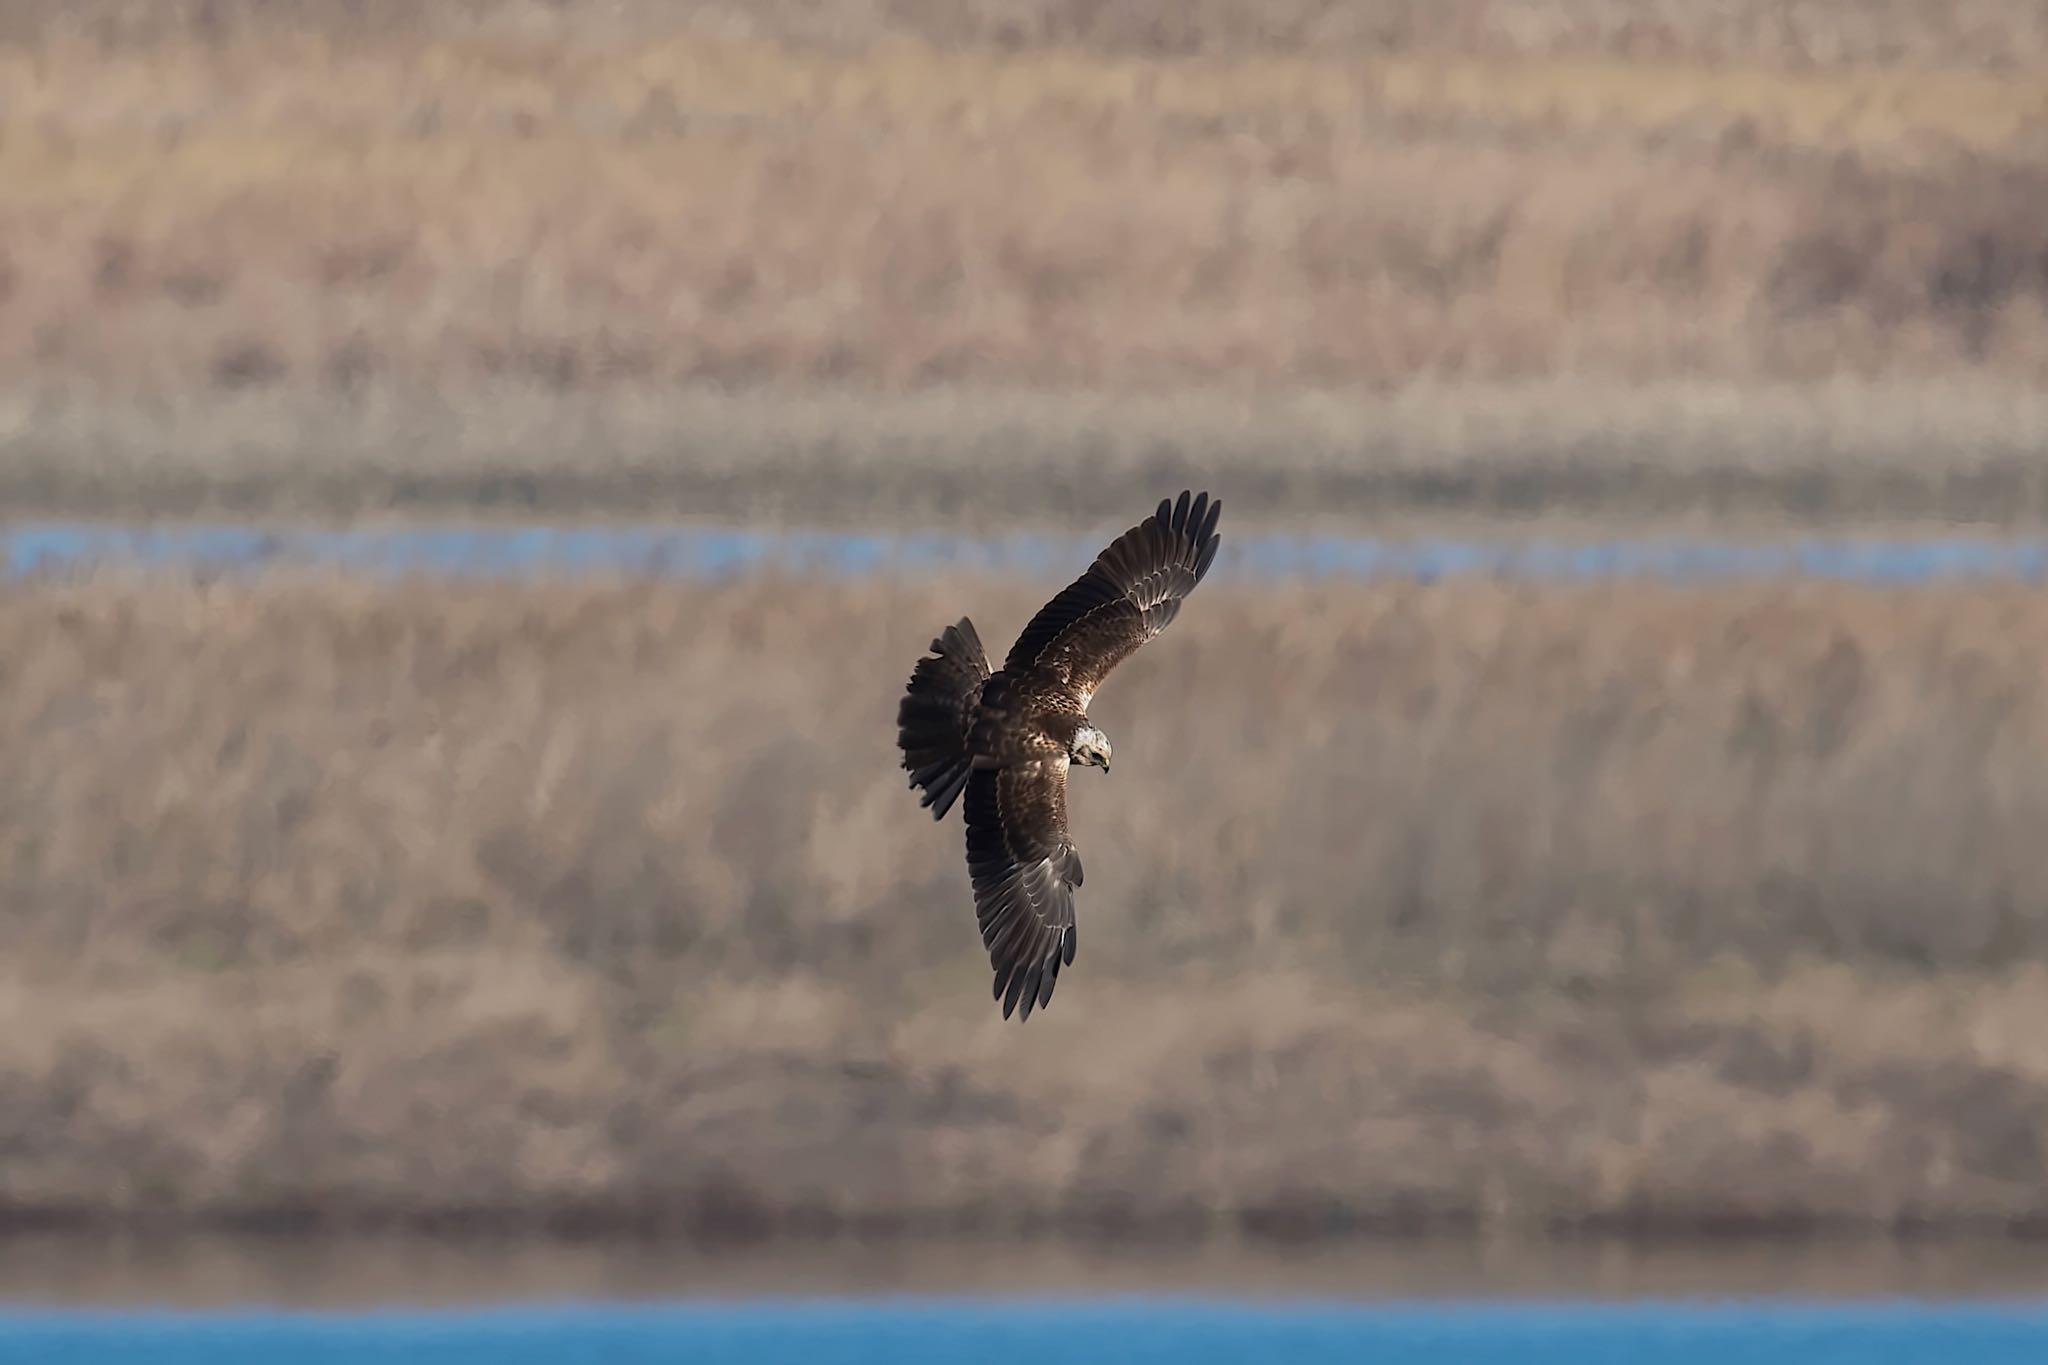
[7,36,2044,396]
[10,0,2048,67]
[3,9,2048,525]
[6,569,2048,1235]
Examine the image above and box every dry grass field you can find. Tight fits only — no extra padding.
[2,3,2047,523]
[8,0,2048,1247]
[8,569,2048,1235]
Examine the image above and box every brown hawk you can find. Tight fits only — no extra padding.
[895,491,1223,1020]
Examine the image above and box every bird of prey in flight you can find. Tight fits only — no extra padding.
[896,490,1223,1020]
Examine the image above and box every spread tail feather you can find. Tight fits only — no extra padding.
[897,617,992,820]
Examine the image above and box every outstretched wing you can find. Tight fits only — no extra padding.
[1004,489,1222,703]
[963,761,1082,1021]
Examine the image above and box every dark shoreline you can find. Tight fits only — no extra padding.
[5,1220,2048,1312]
[4,1198,2048,1247]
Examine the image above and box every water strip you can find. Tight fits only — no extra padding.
[8,521,2048,584]
[2,1299,2046,1365]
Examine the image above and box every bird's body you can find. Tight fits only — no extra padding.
[895,490,1223,1020]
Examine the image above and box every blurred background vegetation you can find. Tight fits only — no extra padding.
[3,1,2048,1246]
[5,0,2048,523]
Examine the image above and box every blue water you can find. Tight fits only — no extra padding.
[7,1299,2048,1364]
[10,520,2048,583]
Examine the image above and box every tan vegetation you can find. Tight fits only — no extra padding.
[8,570,2048,1235]
[3,6,2048,523]
[11,0,2048,69]
[7,0,2048,1252]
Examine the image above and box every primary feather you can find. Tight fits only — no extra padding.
[1004,488,1224,701]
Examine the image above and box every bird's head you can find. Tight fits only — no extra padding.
[1071,723,1112,774]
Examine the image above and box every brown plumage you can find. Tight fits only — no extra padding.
[895,490,1223,1020]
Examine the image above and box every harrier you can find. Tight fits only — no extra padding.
[895,490,1223,1021]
